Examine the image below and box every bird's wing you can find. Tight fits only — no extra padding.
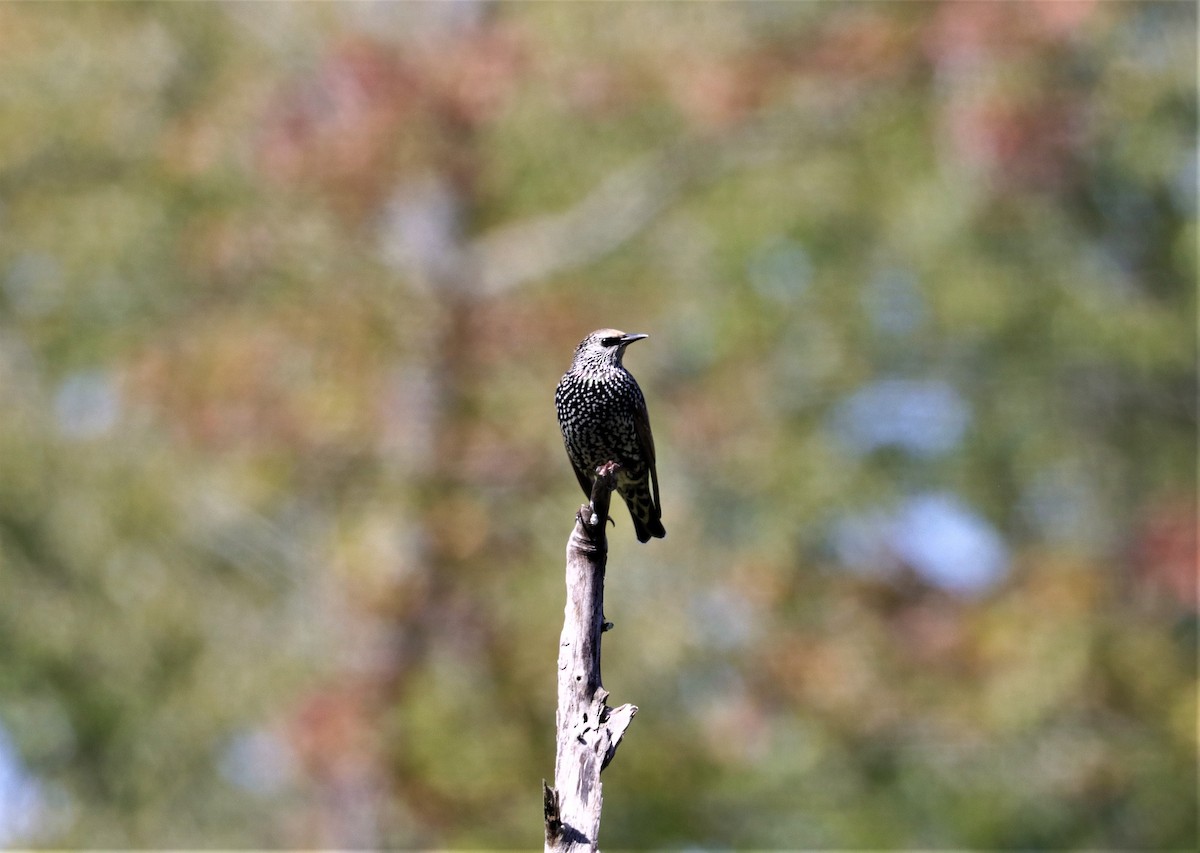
[633,403,660,511]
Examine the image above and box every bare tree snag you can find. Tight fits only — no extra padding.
[544,461,637,852]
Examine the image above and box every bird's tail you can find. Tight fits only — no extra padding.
[623,483,665,543]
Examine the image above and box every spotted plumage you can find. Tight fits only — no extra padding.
[555,329,665,543]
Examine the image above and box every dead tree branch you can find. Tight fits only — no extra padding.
[544,461,637,852]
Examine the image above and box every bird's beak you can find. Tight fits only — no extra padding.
[619,333,649,346]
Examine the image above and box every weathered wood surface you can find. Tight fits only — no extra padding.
[544,462,637,853]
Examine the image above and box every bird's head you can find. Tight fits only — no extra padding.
[574,328,649,369]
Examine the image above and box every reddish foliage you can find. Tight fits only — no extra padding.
[926,0,1097,66]
[944,92,1086,191]
[256,26,527,214]
[1132,497,1199,612]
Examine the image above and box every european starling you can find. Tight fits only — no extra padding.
[555,329,665,543]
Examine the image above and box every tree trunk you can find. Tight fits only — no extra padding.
[544,462,637,852]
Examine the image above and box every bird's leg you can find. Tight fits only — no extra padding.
[594,462,620,530]
[586,461,620,532]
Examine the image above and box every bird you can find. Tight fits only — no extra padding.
[555,329,665,543]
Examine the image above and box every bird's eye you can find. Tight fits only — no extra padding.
[601,336,620,347]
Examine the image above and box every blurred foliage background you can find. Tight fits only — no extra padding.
[0,1,1195,848]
